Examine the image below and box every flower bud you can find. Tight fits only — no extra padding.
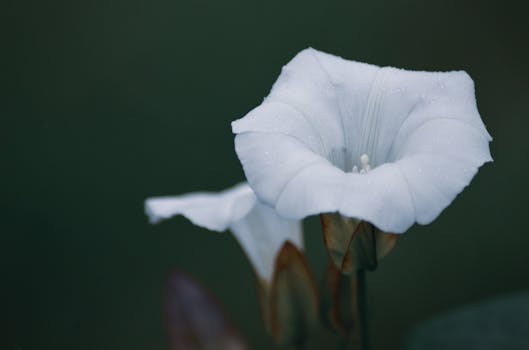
[256,241,319,347]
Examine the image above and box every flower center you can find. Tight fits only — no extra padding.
[327,68,391,174]
[352,154,371,174]
[357,68,389,168]
[327,149,374,174]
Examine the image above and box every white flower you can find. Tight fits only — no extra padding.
[232,48,492,234]
[145,183,303,282]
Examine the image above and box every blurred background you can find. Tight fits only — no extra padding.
[3,0,529,349]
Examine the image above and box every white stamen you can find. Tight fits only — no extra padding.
[360,154,369,166]
[351,154,372,174]
[360,154,371,174]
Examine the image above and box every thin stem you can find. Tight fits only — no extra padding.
[349,269,369,350]
[356,269,369,350]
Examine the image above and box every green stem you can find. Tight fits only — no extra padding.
[349,269,369,350]
[356,269,369,350]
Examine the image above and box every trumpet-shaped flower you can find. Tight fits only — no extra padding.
[145,183,303,283]
[232,48,492,234]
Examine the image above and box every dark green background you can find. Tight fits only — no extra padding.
[3,0,528,349]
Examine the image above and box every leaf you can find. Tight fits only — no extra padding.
[164,270,248,350]
[346,221,378,273]
[321,213,398,274]
[320,213,359,273]
[375,230,398,260]
[406,291,529,350]
[258,241,319,346]
[320,262,370,350]
[320,261,354,336]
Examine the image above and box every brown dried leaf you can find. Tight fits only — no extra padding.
[320,213,359,272]
[321,213,398,274]
[376,231,398,260]
[347,221,378,272]
[320,261,354,335]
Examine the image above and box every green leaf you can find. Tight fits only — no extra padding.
[406,291,529,350]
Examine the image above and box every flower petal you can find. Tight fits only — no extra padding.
[230,202,303,282]
[392,119,492,225]
[235,132,415,233]
[145,183,303,282]
[232,48,492,233]
[145,182,256,231]
[232,48,380,166]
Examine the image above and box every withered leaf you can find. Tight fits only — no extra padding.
[321,213,398,274]
[320,261,354,336]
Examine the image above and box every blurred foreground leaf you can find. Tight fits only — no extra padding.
[165,270,248,350]
[406,291,529,350]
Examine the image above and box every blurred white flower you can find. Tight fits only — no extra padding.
[145,183,303,282]
[232,48,492,234]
